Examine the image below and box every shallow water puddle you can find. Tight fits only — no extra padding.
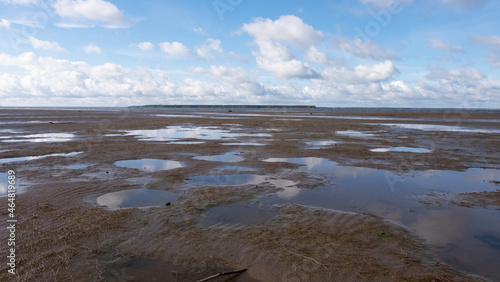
[193,151,244,162]
[335,130,376,138]
[370,147,432,153]
[0,172,26,197]
[381,123,500,134]
[97,188,177,209]
[125,126,271,141]
[0,129,23,134]
[201,203,278,227]
[261,157,500,279]
[1,133,75,143]
[0,152,82,164]
[221,142,267,146]
[305,140,341,149]
[168,141,205,145]
[186,174,265,186]
[0,172,12,197]
[215,166,257,172]
[114,159,183,172]
[186,174,297,191]
[66,164,88,170]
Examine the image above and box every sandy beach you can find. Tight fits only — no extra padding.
[1,108,499,281]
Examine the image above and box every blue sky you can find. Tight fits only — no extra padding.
[0,0,499,107]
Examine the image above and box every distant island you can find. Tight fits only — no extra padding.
[129,105,316,109]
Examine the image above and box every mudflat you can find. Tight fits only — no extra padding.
[1,108,499,281]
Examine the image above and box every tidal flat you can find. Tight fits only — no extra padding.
[1,107,499,281]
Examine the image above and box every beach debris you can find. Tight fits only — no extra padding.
[196,268,247,282]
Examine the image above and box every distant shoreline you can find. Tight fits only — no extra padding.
[129,105,317,109]
[1,106,499,113]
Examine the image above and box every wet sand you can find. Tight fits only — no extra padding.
[1,108,499,281]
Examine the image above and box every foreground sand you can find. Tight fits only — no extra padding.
[1,108,499,281]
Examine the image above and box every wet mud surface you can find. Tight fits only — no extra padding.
[1,108,499,281]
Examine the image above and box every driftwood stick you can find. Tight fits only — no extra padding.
[196,268,247,282]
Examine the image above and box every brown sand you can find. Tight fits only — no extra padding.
[1,108,499,281]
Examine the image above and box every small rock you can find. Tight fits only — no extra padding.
[165,202,171,206]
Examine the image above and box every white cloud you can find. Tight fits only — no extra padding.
[305,46,336,65]
[196,38,223,60]
[320,60,397,84]
[54,0,130,28]
[335,37,395,60]
[429,39,464,53]
[190,65,265,96]
[90,63,129,82]
[159,41,192,56]
[55,22,96,28]
[193,27,203,34]
[355,60,397,82]
[28,37,66,52]
[137,42,154,51]
[359,0,412,9]
[0,18,10,29]
[83,43,101,54]
[241,15,323,48]
[241,15,322,79]
[0,52,499,107]
[259,57,321,79]
[425,66,485,85]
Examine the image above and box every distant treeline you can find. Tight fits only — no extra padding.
[130,105,316,109]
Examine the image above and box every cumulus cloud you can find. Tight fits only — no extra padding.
[0,52,175,105]
[28,37,66,52]
[259,58,321,79]
[320,60,397,84]
[242,15,323,47]
[196,38,223,60]
[305,46,337,65]
[159,41,192,56]
[91,63,129,82]
[355,60,398,82]
[54,0,130,28]
[0,52,499,107]
[241,15,322,79]
[191,65,265,96]
[429,39,464,53]
[137,42,154,51]
[359,0,412,9]
[83,43,101,54]
[334,37,395,60]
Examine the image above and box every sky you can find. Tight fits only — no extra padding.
[0,0,499,108]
